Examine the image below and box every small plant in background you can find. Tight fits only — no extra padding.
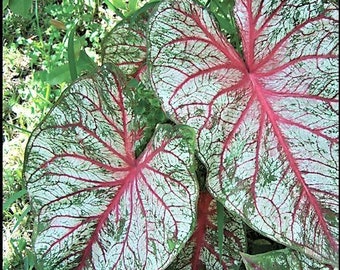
[4,0,338,269]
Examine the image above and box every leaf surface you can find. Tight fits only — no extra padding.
[241,248,335,270]
[166,191,246,270]
[102,21,146,78]
[24,65,199,269]
[101,6,151,79]
[149,0,339,264]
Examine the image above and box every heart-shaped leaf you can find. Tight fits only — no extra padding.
[149,0,338,265]
[24,64,199,269]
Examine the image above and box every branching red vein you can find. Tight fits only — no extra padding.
[218,93,257,185]
[40,153,127,174]
[278,117,338,143]
[77,172,135,269]
[169,64,243,104]
[256,54,338,76]
[253,0,285,37]
[250,74,338,250]
[255,13,333,71]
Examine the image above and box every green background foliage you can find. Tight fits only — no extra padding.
[3,1,116,268]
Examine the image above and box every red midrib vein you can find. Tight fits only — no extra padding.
[249,73,337,250]
[76,163,138,269]
[191,192,212,267]
[77,140,169,269]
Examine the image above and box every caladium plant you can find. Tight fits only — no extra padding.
[24,65,199,269]
[24,0,338,269]
[149,0,339,266]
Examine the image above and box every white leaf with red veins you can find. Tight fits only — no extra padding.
[149,0,338,264]
[101,14,148,78]
[24,65,199,269]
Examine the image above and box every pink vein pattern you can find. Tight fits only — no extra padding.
[149,0,338,264]
[25,65,198,269]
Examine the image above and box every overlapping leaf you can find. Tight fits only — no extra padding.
[149,0,339,265]
[241,248,335,270]
[101,2,159,78]
[166,191,246,270]
[24,65,199,269]
[101,16,147,78]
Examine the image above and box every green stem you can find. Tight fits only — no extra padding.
[68,27,78,81]
[217,200,225,262]
[45,83,51,102]
[34,0,43,45]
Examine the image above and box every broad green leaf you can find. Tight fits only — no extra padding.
[8,0,32,18]
[24,65,199,269]
[149,0,338,265]
[241,249,335,270]
[67,27,78,81]
[46,64,71,85]
[76,50,97,74]
[45,50,97,85]
[3,0,9,11]
[166,192,246,269]
[110,0,127,9]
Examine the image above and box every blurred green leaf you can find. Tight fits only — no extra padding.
[68,28,78,81]
[128,0,138,12]
[46,64,71,85]
[3,189,27,211]
[111,0,127,9]
[3,0,9,11]
[67,26,77,81]
[45,49,97,85]
[12,205,31,233]
[8,0,32,18]
[23,250,37,270]
[104,0,126,18]
[77,50,97,72]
